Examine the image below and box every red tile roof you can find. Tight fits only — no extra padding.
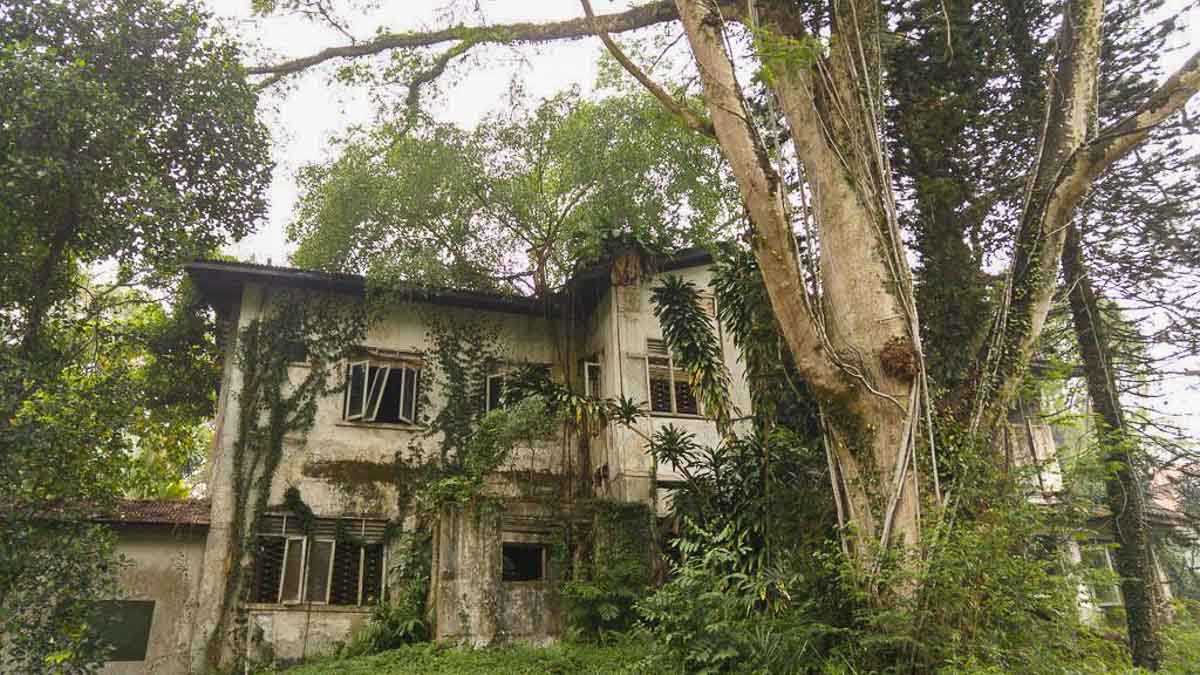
[97,499,211,526]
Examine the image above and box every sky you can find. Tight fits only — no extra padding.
[204,0,1199,436]
[207,0,649,263]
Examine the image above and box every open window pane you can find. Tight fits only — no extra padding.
[1082,546,1121,606]
[279,538,305,603]
[585,362,601,398]
[364,366,391,421]
[305,540,335,604]
[486,374,505,412]
[400,368,419,422]
[344,361,369,420]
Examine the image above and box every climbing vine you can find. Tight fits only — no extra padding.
[205,290,367,669]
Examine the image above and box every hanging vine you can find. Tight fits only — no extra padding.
[204,290,367,669]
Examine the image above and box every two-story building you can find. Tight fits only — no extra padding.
[96,248,748,672]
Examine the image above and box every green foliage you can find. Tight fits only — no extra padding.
[651,275,735,433]
[276,637,651,674]
[288,90,734,294]
[636,521,839,675]
[342,592,430,657]
[0,0,269,668]
[564,502,654,640]
[0,522,122,673]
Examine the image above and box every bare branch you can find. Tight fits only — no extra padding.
[580,0,714,137]
[249,1,682,83]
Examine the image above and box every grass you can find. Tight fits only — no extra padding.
[275,638,652,674]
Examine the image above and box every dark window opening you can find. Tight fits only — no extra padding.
[502,543,546,582]
[252,537,286,603]
[253,516,387,606]
[95,600,155,662]
[344,361,421,424]
[329,542,362,605]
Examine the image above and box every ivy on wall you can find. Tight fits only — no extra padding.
[206,290,367,670]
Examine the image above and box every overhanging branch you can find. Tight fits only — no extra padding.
[580,0,714,137]
[249,1,682,83]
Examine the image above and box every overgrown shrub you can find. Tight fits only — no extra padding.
[564,502,653,640]
[341,582,430,657]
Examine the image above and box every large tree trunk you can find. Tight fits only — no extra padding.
[673,0,922,572]
[1063,224,1163,669]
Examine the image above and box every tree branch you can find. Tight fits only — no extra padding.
[973,0,1104,428]
[580,0,714,137]
[249,1,682,82]
[672,0,846,397]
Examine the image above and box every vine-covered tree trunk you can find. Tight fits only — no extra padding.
[1063,224,1163,669]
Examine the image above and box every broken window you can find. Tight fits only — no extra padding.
[344,359,421,424]
[645,339,699,415]
[253,515,387,606]
[502,543,546,582]
[1081,544,1122,607]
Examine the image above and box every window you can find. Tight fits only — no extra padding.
[344,360,421,424]
[95,600,155,662]
[645,339,699,415]
[1081,544,1122,607]
[252,515,387,606]
[583,361,602,398]
[502,543,546,582]
[485,372,506,413]
[482,364,552,413]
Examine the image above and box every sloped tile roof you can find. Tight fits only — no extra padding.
[99,499,211,526]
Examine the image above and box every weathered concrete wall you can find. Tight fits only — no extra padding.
[101,526,208,675]
[597,269,752,514]
[434,500,563,646]
[245,606,370,664]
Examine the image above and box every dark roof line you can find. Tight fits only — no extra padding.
[185,247,715,316]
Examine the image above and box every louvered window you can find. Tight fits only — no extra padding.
[253,514,387,606]
[645,339,699,415]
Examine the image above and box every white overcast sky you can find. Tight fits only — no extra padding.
[204,0,1199,436]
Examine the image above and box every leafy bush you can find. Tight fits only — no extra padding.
[341,578,429,657]
[564,502,653,640]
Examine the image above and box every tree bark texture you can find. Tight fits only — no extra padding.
[1063,223,1163,670]
[674,0,921,568]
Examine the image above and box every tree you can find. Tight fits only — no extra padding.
[249,0,1200,592]
[288,88,739,295]
[0,0,271,669]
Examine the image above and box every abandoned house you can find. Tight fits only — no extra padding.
[88,249,1195,673]
[94,248,750,672]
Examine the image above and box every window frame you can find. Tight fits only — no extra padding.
[277,535,307,605]
[584,361,602,399]
[344,358,422,426]
[644,339,700,416]
[304,537,337,605]
[255,515,389,608]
